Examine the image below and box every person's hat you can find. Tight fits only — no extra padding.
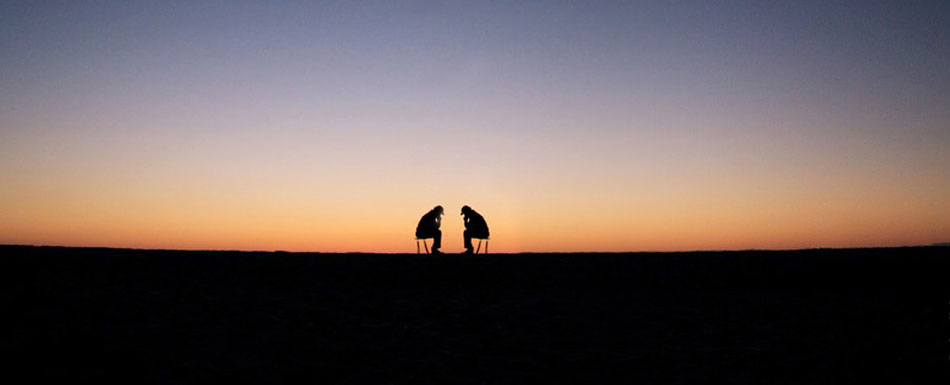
[460,205,471,215]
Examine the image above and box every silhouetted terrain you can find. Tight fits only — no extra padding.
[3,246,947,383]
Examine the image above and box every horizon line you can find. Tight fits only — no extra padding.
[2,243,946,255]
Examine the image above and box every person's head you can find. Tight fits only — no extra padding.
[433,205,444,216]
[460,205,471,216]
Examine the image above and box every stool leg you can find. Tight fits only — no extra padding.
[424,240,429,254]
[476,239,481,254]
[485,240,489,255]
[416,240,420,254]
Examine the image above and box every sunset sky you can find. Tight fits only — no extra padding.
[2,1,948,252]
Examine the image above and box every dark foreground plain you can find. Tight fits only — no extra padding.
[3,245,948,383]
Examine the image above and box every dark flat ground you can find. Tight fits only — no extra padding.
[3,245,948,383]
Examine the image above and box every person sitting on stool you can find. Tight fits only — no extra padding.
[461,205,489,255]
[416,205,444,254]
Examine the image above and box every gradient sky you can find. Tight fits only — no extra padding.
[2,1,949,252]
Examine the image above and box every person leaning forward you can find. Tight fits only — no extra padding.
[461,205,489,255]
[415,205,444,254]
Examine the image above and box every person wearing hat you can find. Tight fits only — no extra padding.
[460,205,489,254]
[415,205,444,254]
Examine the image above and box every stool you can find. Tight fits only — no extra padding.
[416,238,430,254]
[475,238,489,255]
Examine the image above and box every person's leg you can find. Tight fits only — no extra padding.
[464,229,473,250]
[432,229,442,249]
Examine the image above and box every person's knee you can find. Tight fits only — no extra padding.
[463,229,470,237]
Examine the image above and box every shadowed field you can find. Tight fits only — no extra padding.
[3,245,948,383]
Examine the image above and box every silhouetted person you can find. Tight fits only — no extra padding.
[461,205,489,254]
[416,205,444,254]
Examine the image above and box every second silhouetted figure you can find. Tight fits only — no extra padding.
[461,205,489,255]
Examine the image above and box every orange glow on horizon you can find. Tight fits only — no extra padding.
[2,155,947,253]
